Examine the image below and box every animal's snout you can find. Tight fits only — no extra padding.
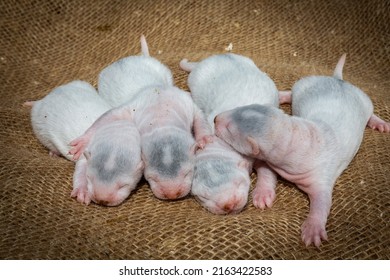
[217,196,244,214]
[222,203,235,213]
[155,183,190,200]
[93,191,121,206]
[162,189,183,200]
[95,199,110,206]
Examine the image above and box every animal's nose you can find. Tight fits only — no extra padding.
[222,203,235,213]
[162,189,183,200]
[218,196,243,214]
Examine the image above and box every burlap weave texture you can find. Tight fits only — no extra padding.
[0,0,389,259]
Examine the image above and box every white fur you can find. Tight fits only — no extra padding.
[291,75,373,179]
[27,80,144,206]
[28,80,110,161]
[187,53,279,126]
[181,53,279,214]
[98,37,173,107]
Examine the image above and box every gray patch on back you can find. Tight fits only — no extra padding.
[292,76,364,115]
[232,104,272,134]
[293,76,347,101]
[306,77,344,95]
[147,134,189,178]
[193,159,234,188]
[90,143,133,183]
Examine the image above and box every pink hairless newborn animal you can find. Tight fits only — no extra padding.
[215,54,390,246]
[70,36,212,200]
[24,80,144,206]
[180,53,279,214]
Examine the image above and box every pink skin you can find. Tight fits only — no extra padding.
[278,90,292,105]
[141,134,195,200]
[367,114,390,132]
[180,55,281,213]
[23,82,143,207]
[68,108,131,160]
[191,136,253,214]
[215,107,339,247]
[69,86,212,200]
[69,92,211,160]
[253,160,277,209]
[215,96,390,247]
[196,183,249,215]
[71,157,91,205]
[70,120,144,206]
[152,183,188,199]
[214,53,389,247]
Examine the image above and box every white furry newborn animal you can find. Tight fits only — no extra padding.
[25,80,144,206]
[180,53,279,214]
[98,35,173,107]
[215,54,390,246]
[24,80,110,160]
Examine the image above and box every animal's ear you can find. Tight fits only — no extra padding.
[237,159,250,170]
[247,136,260,156]
[190,142,199,154]
[83,150,91,160]
[233,176,248,189]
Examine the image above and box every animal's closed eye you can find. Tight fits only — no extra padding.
[118,183,130,190]
[223,121,233,135]
[195,194,209,203]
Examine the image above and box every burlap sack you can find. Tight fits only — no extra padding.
[0,0,389,259]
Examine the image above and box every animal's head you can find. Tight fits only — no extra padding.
[142,129,195,200]
[84,124,143,206]
[215,104,284,158]
[192,144,252,214]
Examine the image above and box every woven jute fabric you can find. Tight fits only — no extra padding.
[1,0,389,259]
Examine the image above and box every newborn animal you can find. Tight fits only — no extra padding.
[25,80,143,206]
[70,36,211,200]
[98,35,173,107]
[180,53,279,214]
[215,54,390,246]
[24,80,110,160]
[77,119,144,206]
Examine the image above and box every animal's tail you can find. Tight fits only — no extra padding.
[140,34,150,57]
[179,59,198,72]
[333,53,346,80]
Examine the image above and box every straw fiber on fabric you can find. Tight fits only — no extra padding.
[0,0,389,259]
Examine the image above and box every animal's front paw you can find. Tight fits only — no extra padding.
[301,217,328,247]
[71,187,91,205]
[196,135,214,150]
[252,186,275,209]
[68,136,89,160]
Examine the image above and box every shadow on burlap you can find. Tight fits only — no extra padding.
[0,0,389,259]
